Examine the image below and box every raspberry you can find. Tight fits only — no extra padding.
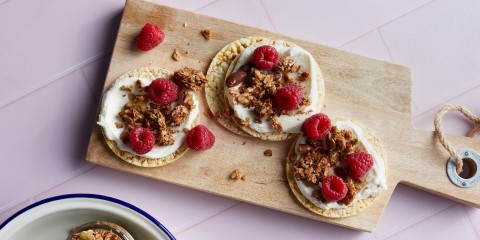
[252,45,279,70]
[347,152,374,179]
[147,78,178,105]
[273,85,303,110]
[129,127,155,154]
[136,22,165,51]
[186,125,215,151]
[302,113,331,140]
[321,176,348,202]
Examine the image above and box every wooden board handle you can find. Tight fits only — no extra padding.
[396,128,480,207]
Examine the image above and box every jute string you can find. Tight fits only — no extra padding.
[434,104,480,174]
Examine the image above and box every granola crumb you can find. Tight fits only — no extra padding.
[120,85,133,91]
[183,22,187,27]
[264,149,273,157]
[201,29,211,40]
[230,169,246,180]
[172,48,181,61]
[271,118,283,134]
[114,122,123,129]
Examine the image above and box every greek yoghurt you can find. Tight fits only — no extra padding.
[295,120,387,209]
[97,77,199,159]
[225,44,321,133]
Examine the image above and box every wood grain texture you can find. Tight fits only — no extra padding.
[86,0,480,232]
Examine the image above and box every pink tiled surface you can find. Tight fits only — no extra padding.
[1,1,479,239]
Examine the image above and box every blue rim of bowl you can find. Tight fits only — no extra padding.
[0,193,175,240]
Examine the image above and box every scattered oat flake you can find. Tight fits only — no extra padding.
[172,48,181,61]
[264,149,273,157]
[230,169,246,180]
[114,122,123,128]
[201,29,211,40]
[183,22,187,27]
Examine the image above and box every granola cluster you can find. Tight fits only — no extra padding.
[71,229,122,240]
[117,80,194,147]
[230,169,246,180]
[173,67,208,91]
[228,57,311,125]
[293,126,366,205]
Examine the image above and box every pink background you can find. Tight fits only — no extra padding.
[1,0,480,239]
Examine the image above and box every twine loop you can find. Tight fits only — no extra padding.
[434,104,480,174]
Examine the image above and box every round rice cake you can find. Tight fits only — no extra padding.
[99,67,198,167]
[205,36,325,141]
[286,118,387,218]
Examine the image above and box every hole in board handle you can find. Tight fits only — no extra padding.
[446,149,480,188]
[459,158,478,179]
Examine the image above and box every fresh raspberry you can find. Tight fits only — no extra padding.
[321,176,348,202]
[273,85,303,110]
[252,45,279,70]
[186,125,215,151]
[129,127,155,154]
[347,152,374,179]
[147,78,178,105]
[302,113,331,140]
[136,22,165,51]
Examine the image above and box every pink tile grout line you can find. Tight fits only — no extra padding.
[377,199,455,239]
[334,0,435,47]
[80,67,102,104]
[31,165,97,203]
[0,164,96,216]
[0,50,111,111]
[259,0,278,32]
[381,203,474,240]
[412,83,480,120]
[463,205,480,240]
[0,0,10,6]
[194,0,221,12]
[173,201,242,235]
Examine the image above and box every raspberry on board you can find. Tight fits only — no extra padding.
[321,175,348,202]
[129,127,155,154]
[273,85,303,110]
[347,152,374,179]
[147,78,179,105]
[186,125,215,151]
[302,113,331,140]
[136,22,165,51]
[252,45,279,70]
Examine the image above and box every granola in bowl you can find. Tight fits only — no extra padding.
[67,221,134,240]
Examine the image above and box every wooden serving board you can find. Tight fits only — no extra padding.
[86,0,480,232]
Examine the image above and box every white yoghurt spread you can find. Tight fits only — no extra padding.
[295,120,387,209]
[225,44,321,133]
[97,77,199,159]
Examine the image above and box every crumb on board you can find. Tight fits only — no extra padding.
[242,140,247,145]
[264,149,273,157]
[172,48,181,61]
[230,169,246,180]
[183,22,187,27]
[201,29,211,40]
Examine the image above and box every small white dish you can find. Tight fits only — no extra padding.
[0,193,175,240]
